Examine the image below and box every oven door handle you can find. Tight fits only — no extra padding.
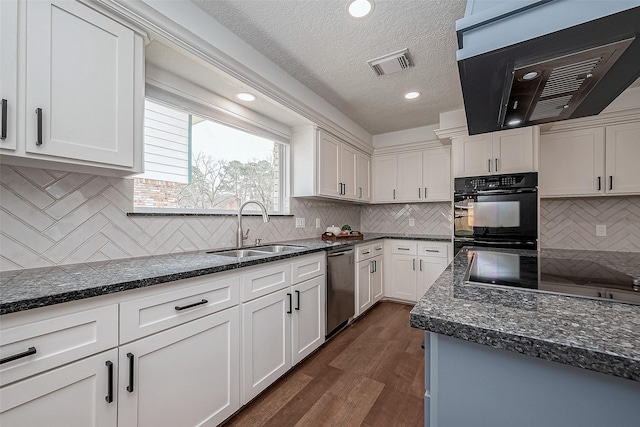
[454,188,537,196]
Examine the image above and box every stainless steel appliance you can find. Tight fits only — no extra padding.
[464,250,640,305]
[326,247,355,338]
[454,172,538,254]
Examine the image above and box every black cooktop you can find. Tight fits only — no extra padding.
[465,251,640,305]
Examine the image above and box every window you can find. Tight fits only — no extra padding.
[134,99,288,214]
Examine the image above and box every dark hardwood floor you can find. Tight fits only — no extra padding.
[224,302,425,427]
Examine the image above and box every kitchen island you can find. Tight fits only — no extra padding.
[410,247,640,427]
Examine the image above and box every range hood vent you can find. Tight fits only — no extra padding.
[367,49,412,76]
[503,38,634,128]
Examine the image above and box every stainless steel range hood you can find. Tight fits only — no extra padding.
[457,1,640,135]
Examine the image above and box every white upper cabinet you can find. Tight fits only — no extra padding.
[0,0,144,175]
[0,0,18,151]
[540,121,640,197]
[292,127,371,202]
[453,127,536,177]
[372,146,452,203]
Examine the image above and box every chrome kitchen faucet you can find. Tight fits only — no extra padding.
[237,200,270,248]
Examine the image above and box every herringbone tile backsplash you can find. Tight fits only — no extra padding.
[2,165,639,271]
[540,197,640,252]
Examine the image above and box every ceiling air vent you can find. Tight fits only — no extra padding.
[367,48,412,76]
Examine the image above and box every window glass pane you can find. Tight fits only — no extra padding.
[134,101,284,213]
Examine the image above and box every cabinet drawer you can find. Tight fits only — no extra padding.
[0,304,118,386]
[119,274,239,344]
[291,253,325,284]
[390,241,417,255]
[355,244,373,262]
[418,242,450,258]
[242,260,291,302]
[371,242,384,255]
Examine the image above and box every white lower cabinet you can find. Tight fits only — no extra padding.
[355,242,384,317]
[118,307,240,427]
[0,348,118,426]
[291,275,325,366]
[385,240,452,303]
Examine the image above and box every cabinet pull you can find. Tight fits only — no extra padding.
[373,260,377,273]
[597,176,602,191]
[418,187,421,198]
[0,346,36,364]
[370,260,375,274]
[295,290,300,310]
[423,249,440,253]
[495,158,499,172]
[609,176,613,191]
[362,250,370,255]
[398,247,411,251]
[287,293,292,314]
[174,299,208,311]
[597,292,602,298]
[424,187,427,198]
[1,99,7,140]
[488,159,491,173]
[413,258,416,270]
[420,259,423,271]
[393,189,396,199]
[375,247,382,251]
[126,352,135,393]
[105,361,114,403]
[359,187,363,198]
[35,108,43,146]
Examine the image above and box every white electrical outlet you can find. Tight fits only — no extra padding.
[595,224,606,236]
[408,218,415,227]
[315,218,321,228]
[295,218,305,228]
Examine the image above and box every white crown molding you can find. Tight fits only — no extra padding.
[541,108,640,134]
[434,125,469,140]
[373,140,449,156]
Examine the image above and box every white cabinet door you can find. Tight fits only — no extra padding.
[492,127,534,174]
[371,255,383,303]
[317,130,341,197]
[25,0,136,167]
[0,349,118,427]
[291,275,325,366]
[423,147,451,201]
[0,0,17,151]
[397,151,423,201]
[417,256,449,300]
[340,142,358,199]
[241,288,291,404]
[389,254,417,302]
[605,122,640,194]
[355,260,372,317]
[452,133,493,177]
[118,307,240,427]
[372,154,398,202]
[539,128,605,196]
[356,151,371,201]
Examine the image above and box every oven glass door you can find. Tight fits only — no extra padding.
[454,191,537,240]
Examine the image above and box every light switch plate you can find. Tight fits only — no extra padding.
[595,224,606,236]
[316,218,321,228]
[296,218,305,228]
[408,218,415,227]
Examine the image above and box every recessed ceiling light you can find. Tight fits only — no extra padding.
[404,91,421,100]
[236,93,256,102]
[507,118,522,126]
[347,0,373,18]
[521,71,540,81]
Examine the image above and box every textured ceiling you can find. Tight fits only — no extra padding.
[193,0,467,135]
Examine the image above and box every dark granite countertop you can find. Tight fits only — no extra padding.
[0,233,450,315]
[410,247,640,381]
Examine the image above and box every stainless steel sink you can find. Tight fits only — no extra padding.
[211,249,270,258]
[254,245,305,253]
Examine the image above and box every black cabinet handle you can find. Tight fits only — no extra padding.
[495,158,499,172]
[413,258,416,270]
[35,108,42,146]
[398,247,411,251]
[393,189,396,199]
[0,346,36,364]
[370,260,374,274]
[295,290,300,310]
[609,176,613,191]
[1,99,7,140]
[420,259,423,271]
[359,187,362,198]
[488,159,491,173]
[287,293,292,314]
[105,361,114,403]
[597,176,601,191]
[418,187,421,198]
[175,299,208,311]
[424,187,427,199]
[126,352,134,393]
[373,260,377,273]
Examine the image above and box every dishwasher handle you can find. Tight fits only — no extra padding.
[328,249,354,257]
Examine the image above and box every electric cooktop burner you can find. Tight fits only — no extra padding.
[464,251,640,305]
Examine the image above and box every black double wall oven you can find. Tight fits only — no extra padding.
[454,172,538,255]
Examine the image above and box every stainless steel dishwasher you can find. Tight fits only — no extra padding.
[326,247,355,338]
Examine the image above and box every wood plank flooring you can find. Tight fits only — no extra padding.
[224,302,425,427]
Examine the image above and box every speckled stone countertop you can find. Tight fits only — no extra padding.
[0,233,450,315]
[410,247,640,381]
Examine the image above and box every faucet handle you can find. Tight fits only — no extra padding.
[254,238,262,246]
[242,228,250,240]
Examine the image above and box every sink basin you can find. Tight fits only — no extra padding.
[254,245,305,253]
[211,249,270,258]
